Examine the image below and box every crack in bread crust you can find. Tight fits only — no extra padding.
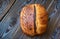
[34,5,36,33]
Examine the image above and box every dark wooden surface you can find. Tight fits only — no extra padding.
[0,0,15,21]
[0,0,60,39]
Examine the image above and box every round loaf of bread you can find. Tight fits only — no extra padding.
[20,4,48,36]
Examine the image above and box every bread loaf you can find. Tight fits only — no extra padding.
[20,4,48,36]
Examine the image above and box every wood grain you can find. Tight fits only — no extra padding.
[0,0,60,39]
[0,0,15,21]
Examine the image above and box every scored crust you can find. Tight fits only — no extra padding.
[20,4,48,36]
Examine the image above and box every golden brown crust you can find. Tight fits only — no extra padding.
[35,4,48,34]
[20,4,48,36]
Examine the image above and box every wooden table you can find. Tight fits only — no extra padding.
[0,0,60,39]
